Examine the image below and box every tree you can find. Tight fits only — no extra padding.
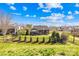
[71,29,76,43]
[51,31,57,43]
[55,32,60,42]
[36,37,39,43]
[0,13,12,42]
[26,24,32,35]
[61,33,68,44]
[51,31,61,43]
[26,30,29,35]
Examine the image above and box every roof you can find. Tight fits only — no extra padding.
[32,26,49,30]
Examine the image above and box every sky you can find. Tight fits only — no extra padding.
[0,3,79,26]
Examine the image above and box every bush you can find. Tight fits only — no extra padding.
[51,31,57,43]
[60,33,68,44]
[55,32,61,42]
[48,37,51,43]
[18,36,21,43]
[17,29,26,35]
[30,37,32,43]
[36,37,39,43]
[42,37,45,43]
[24,36,27,42]
[39,37,45,44]
[45,37,51,44]
[26,30,29,35]
[51,31,60,43]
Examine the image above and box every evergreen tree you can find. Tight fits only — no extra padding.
[18,36,21,43]
[24,36,27,42]
[56,32,60,42]
[36,37,39,43]
[26,30,29,35]
[51,31,57,43]
[30,37,32,43]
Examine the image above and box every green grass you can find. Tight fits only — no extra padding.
[0,32,79,56]
[20,35,50,42]
[0,42,79,56]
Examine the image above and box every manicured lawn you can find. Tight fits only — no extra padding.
[0,42,79,56]
[0,32,79,56]
[20,35,50,42]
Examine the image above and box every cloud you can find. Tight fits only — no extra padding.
[38,3,63,14]
[40,13,65,23]
[75,3,79,7]
[25,14,29,17]
[68,11,72,14]
[38,3,44,8]
[46,3,63,9]
[67,15,74,20]
[7,3,15,6]
[33,15,36,17]
[10,6,16,10]
[25,14,37,18]
[40,13,65,20]
[12,13,21,15]
[38,3,63,10]
[75,10,79,14]
[42,9,51,13]
[23,6,27,11]
[66,22,79,26]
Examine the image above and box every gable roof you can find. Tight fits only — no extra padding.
[32,26,49,30]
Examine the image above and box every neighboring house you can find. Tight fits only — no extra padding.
[16,24,25,30]
[49,26,57,31]
[71,26,79,36]
[57,26,73,32]
[0,24,17,35]
[30,26,49,35]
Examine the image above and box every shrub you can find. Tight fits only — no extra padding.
[60,33,68,44]
[39,37,45,44]
[18,36,21,43]
[17,29,26,35]
[51,31,61,43]
[45,37,51,44]
[30,37,32,43]
[48,37,51,43]
[26,30,29,35]
[51,31,57,43]
[24,36,27,42]
[42,37,45,43]
[36,37,39,43]
[55,32,61,42]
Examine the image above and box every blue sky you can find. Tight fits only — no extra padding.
[0,3,79,26]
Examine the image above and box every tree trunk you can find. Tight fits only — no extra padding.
[3,31,7,42]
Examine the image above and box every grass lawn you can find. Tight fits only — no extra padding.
[20,35,50,42]
[0,42,79,56]
[0,32,79,56]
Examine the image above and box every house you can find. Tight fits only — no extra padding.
[57,26,73,32]
[71,26,79,36]
[0,24,17,35]
[30,26,49,35]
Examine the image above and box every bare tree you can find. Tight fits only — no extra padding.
[0,13,12,42]
[71,28,76,43]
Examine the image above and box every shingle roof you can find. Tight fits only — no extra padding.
[32,26,49,30]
